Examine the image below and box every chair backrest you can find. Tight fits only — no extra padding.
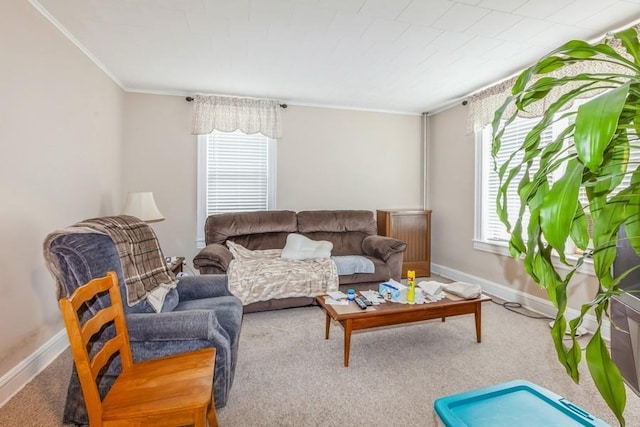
[59,271,134,426]
[46,231,179,314]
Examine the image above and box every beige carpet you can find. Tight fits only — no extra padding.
[2,297,640,426]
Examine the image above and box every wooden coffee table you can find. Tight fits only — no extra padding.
[316,293,491,367]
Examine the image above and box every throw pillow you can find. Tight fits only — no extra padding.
[281,233,332,260]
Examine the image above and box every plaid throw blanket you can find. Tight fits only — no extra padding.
[44,215,177,312]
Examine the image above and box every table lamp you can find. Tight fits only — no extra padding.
[120,192,165,223]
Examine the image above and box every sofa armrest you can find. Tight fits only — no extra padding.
[177,274,233,300]
[362,235,407,262]
[193,243,232,273]
[126,310,223,341]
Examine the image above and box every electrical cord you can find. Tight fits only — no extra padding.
[491,299,592,345]
[491,299,554,320]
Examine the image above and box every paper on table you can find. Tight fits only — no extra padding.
[327,291,348,300]
[325,297,348,306]
[418,280,444,296]
[360,290,384,304]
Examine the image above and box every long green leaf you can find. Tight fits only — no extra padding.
[574,83,630,172]
[523,184,548,280]
[589,132,630,199]
[586,327,626,425]
[496,164,523,230]
[616,27,640,65]
[540,159,583,259]
[549,272,580,383]
[625,166,640,254]
[550,315,577,380]
[535,56,571,73]
[554,40,639,71]
[593,198,628,287]
[509,220,526,257]
[570,202,589,251]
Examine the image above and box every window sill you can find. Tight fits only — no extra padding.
[473,239,595,277]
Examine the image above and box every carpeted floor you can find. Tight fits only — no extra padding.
[2,296,640,426]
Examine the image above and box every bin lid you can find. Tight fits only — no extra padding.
[434,380,609,427]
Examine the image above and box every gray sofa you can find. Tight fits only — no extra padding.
[193,210,407,312]
[45,227,242,426]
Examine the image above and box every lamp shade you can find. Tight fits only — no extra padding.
[121,192,165,222]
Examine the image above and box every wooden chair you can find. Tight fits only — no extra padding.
[59,271,219,426]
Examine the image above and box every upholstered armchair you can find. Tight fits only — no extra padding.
[44,226,243,426]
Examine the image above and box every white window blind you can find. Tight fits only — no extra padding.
[196,130,276,247]
[482,118,553,242]
[204,130,274,213]
[478,104,638,259]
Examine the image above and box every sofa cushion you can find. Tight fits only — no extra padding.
[332,255,375,275]
[281,233,332,260]
[193,243,233,272]
[297,210,377,256]
[300,231,369,256]
[362,235,408,262]
[337,257,390,284]
[205,210,297,246]
[297,210,377,234]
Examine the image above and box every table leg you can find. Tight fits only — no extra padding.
[344,320,352,367]
[475,302,482,343]
[325,312,331,339]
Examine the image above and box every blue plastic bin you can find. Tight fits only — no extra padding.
[434,380,609,426]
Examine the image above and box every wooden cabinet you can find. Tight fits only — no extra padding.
[377,210,431,278]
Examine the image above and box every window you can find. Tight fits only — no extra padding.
[475,95,640,275]
[477,118,554,243]
[197,130,276,247]
[474,114,595,273]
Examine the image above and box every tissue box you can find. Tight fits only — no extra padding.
[379,279,407,302]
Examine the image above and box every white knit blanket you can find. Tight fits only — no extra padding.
[226,243,338,305]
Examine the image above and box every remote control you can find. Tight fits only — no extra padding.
[354,295,368,310]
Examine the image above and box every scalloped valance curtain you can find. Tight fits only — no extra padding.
[465,24,639,134]
[191,95,282,139]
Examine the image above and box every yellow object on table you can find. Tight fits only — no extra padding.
[407,269,415,303]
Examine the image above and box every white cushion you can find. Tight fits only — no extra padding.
[281,233,332,260]
[445,282,482,299]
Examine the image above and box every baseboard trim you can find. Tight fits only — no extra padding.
[431,263,610,341]
[0,329,69,408]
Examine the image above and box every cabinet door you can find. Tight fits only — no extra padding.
[377,210,431,278]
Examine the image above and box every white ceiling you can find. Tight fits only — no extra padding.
[33,0,640,114]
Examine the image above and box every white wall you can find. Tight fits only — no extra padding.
[428,104,599,309]
[121,93,196,265]
[121,96,424,266]
[278,106,423,212]
[0,1,124,378]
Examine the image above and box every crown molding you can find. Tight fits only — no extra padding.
[28,0,125,90]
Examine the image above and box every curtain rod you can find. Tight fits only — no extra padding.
[185,96,287,108]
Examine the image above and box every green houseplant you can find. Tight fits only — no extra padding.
[493,26,640,425]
